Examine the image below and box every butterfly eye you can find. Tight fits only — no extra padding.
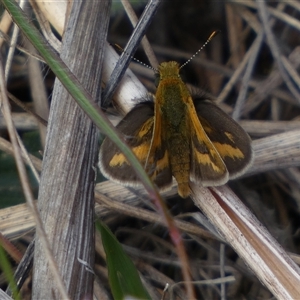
[154,72,160,87]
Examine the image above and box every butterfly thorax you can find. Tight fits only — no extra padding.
[156,61,191,127]
[154,61,193,197]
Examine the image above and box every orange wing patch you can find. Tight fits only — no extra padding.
[212,142,245,160]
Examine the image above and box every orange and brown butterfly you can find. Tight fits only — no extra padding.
[99,33,253,198]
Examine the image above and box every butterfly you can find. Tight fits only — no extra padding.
[99,60,253,198]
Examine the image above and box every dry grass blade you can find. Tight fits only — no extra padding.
[29,0,61,52]
[95,190,215,240]
[0,137,42,171]
[0,289,13,300]
[242,46,300,115]
[240,120,300,137]
[257,1,300,103]
[217,35,262,104]
[4,0,26,81]
[0,10,13,48]
[31,0,67,36]
[27,41,49,148]
[121,0,159,68]
[232,31,264,120]
[31,0,111,298]
[0,47,69,299]
[102,0,162,107]
[0,182,214,241]
[248,130,300,176]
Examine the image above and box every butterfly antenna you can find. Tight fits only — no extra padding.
[113,43,156,72]
[179,30,220,70]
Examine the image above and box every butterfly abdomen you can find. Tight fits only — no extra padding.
[167,133,191,198]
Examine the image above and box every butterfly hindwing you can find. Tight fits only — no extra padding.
[194,99,253,179]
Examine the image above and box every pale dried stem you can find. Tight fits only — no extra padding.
[1,127,300,239]
[232,31,264,120]
[27,41,49,148]
[191,185,300,299]
[0,10,13,48]
[29,0,61,52]
[225,4,245,69]
[243,47,300,115]
[234,0,300,31]
[257,0,300,103]
[4,0,27,81]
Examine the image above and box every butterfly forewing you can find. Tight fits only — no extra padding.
[188,103,228,186]
[99,102,172,189]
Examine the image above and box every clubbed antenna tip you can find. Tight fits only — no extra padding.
[180,30,220,70]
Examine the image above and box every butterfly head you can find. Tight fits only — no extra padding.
[154,61,181,87]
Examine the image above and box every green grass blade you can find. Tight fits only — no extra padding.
[0,244,20,300]
[97,221,151,300]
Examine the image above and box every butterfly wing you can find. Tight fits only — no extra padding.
[188,100,229,186]
[194,99,253,179]
[99,102,172,189]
